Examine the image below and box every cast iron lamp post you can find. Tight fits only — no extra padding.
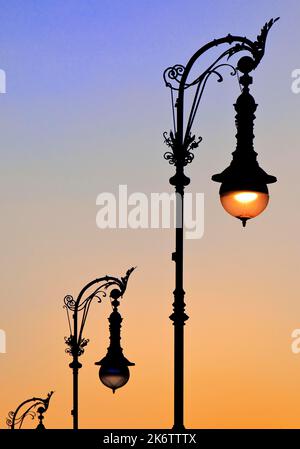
[64,267,135,429]
[163,18,279,430]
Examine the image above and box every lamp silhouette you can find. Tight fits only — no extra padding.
[95,290,134,393]
[64,268,135,429]
[212,55,277,226]
[163,18,279,430]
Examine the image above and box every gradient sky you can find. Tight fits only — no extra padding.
[0,0,300,429]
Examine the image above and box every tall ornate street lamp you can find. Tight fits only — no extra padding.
[7,391,54,430]
[163,18,279,429]
[64,267,135,429]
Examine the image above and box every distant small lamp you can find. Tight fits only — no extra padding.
[95,289,135,394]
[212,56,277,227]
[6,391,54,430]
[64,268,135,429]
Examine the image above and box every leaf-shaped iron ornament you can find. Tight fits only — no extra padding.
[63,268,135,429]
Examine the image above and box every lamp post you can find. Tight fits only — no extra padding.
[163,18,279,430]
[64,267,135,430]
[7,391,54,430]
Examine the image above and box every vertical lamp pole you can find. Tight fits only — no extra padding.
[163,18,279,430]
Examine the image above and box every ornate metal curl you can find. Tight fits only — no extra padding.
[163,131,202,166]
[64,267,135,358]
[7,391,54,430]
[163,17,279,167]
[164,18,278,91]
[163,64,186,90]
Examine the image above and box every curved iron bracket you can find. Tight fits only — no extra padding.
[163,18,279,173]
[7,391,54,430]
[64,267,135,358]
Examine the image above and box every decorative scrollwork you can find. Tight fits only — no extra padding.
[206,63,237,83]
[252,17,279,65]
[186,61,237,89]
[163,151,176,165]
[163,64,186,90]
[184,133,202,165]
[63,295,75,310]
[7,392,54,430]
[226,41,252,60]
[6,410,35,428]
[64,268,135,361]
[65,335,90,356]
[64,287,108,313]
[226,19,279,67]
[64,335,74,355]
[163,130,175,148]
[163,18,279,173]
[163,130,202,166]
[121,267,135,287]
[6,411,15,427]
[163,131,176,165]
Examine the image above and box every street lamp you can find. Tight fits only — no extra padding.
[7,391,54,430]
[163,18,279,429]
[64,267,135,429]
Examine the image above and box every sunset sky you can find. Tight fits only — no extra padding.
[1,0,300,429]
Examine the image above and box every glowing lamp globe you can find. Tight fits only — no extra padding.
[219,182,270,227]
[99,365,130,394]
